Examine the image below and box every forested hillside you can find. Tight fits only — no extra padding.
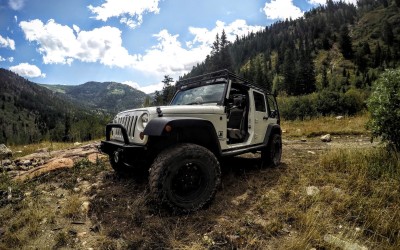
[0,69,110,145]
[179,0,400,119]
[42,81,147,113]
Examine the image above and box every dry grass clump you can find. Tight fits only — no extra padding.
[0,196,52,248]
[319,147,400,248]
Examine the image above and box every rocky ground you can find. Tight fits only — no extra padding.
[0,135,384,249]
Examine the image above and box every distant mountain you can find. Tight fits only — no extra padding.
[0,69,110,145]
[42,81,147,113]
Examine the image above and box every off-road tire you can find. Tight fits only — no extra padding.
[149,143,221,213]
[261,133,282,167]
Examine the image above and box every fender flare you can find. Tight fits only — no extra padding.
[263,124,282,146]
[144,117,221,154]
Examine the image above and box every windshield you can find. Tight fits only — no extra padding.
[170,83,226,105]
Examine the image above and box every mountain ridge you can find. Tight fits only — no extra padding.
[40,81,148,113]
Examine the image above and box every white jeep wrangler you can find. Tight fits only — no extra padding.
[100,70,282,212]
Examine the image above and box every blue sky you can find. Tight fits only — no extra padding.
[0,0,356,93]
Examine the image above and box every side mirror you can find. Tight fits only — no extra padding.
[270,110,277,118]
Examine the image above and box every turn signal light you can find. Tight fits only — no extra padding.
[165,125,172,133]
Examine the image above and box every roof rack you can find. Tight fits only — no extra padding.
[176,69,271,94]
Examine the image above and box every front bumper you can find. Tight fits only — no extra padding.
[99,123,148,167]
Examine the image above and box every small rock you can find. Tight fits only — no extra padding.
[77,231,87,237]
[336,116,344,120]
[321,134,332,142]
[231,191,250,206]
[306,186,320,196]
[1,159,12,166]
[307,151,316,155]
[4,165,16,172]
[81,201,90,214]
[0,144,12,160]
[300,139,307,142]
[74,142,82,146]
[22,160,31,166]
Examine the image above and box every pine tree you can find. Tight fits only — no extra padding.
[219,30,234,71]
[339,25,353,59]
[382,21,394,46]
[161,75,175,105]
[283,49,296,95]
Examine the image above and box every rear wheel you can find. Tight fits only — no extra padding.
[149,143,221,213]
[261,133,282,167]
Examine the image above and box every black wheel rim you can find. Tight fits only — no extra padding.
[170,162,206,202]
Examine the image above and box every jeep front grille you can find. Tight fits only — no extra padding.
[112,115,137,139]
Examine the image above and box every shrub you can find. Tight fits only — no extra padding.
[367,69,400,151]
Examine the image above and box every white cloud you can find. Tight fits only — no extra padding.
[19,18,263,89]
[9,63,46,78]
[88,0,160,29]
[188,20,264,48]
[134,20,264,79]
[123,80,164,94]
[0,56,14,62]
[20,19,137,66]
[0,34,15,50]
[131,29,208,78]
[308,0,357,5]
[263,0,304,20]
[8,0,25,10]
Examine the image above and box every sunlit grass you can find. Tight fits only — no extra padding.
[281,113,369,138]
[8,139,99,158]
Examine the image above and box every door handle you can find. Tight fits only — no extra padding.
[263,116,268,120]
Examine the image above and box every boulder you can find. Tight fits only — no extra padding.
[321,134,332,142]
[0,144,12,160]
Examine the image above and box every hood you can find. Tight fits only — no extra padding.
[120,105,225,116]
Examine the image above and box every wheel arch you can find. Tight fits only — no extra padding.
[144,117,222,156]
[263,124,282,146]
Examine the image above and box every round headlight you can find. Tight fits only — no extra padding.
[141,113,149,128]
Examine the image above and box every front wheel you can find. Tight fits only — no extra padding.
[261,133,282,167]
[149,143,221,213]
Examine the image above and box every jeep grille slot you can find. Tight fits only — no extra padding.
[112,115,137,140]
